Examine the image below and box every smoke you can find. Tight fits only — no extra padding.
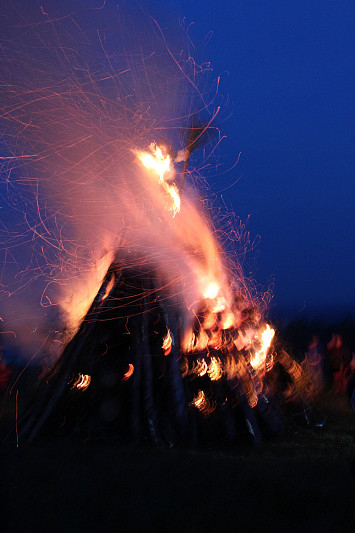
[0,1,226,360]
[0,2,263,367]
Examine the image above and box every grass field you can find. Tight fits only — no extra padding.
[1,391,354,532]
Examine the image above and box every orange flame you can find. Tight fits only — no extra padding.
[191,390,215,414]
[190,358,208,378]
[71,373,91,391]
[207,356,223,381]
[136,143,180,216]
[250,324,275,371]
[203,281,220,300]
[162,328,172,356]
[122,363,134,381]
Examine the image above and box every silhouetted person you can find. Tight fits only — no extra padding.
[347,353,355,413]
[0,353,10,397]
[326,333,351,394]
[305,335,325,394]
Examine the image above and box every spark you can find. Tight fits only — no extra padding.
[122,364,134,381]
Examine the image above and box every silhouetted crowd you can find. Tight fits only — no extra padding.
[0,323,354,446]
[304,332,355,410]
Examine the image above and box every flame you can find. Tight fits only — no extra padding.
[193,390,206,409]
[122,363,134,381]
[203,281,220,300]
[136,143,180,216]
[191,390,215,414]
[183,329,210,353]
[162,328,172,356]
[71,373,91,391]
[60,249,115,342]
[234,328,256,351]
[250,324,275,371]
[207,356,223,381]
[220,310,234,330]
[208,329,223,350]
[190,358,208,378]
[0,2,287,424]
[138,147,170,178]
[102,273,115,301]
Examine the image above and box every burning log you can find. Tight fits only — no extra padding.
[3,263,245,445]
[10,262,186,445]
[6,136,318,447]
[6,255,325,449]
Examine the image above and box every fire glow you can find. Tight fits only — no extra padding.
[71,374,91,391]
[162,328,173,356]
[122,364,134,382]
[1,4,305,450]
[192,390,215,415]
[250,324,275,371]
[136,144,181,217]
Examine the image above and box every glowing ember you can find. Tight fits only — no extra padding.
[102,273,116,302]
[122,364,134,382]
[184,329,210,353]
[190,358,208,378]
[162,328,172,356]
[192,390,215,415]
[193,390,206,409]
[71,374,91,391]
[207,356,223,381]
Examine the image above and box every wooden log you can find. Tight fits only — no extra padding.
[14,267,121,443]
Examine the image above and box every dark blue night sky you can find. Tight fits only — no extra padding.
[149,0,354,319]
[1,0,354,323]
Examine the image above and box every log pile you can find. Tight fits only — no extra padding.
[10,260,322,448]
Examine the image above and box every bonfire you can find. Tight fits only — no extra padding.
[13,143,307,447]
[0,3,320,447]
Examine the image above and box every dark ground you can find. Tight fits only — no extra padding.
[0,389,354,533]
